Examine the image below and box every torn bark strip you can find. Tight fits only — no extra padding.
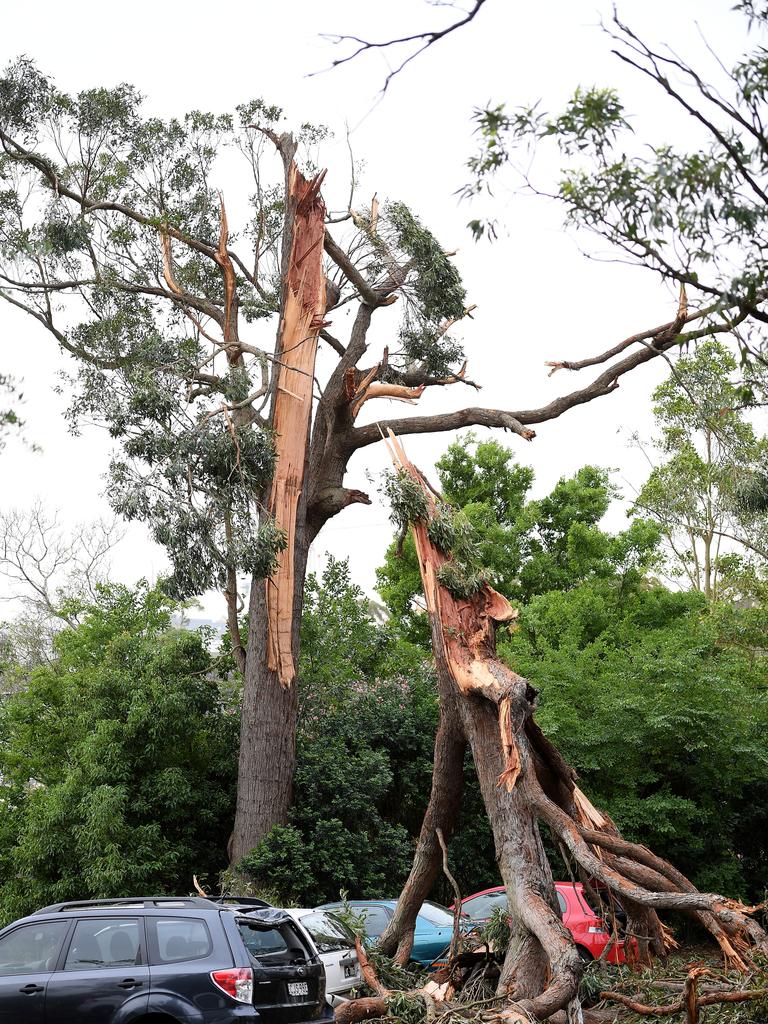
[384,429,522,788]
[266,164,328,686]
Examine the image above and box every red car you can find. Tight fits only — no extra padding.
[454,883,629,964]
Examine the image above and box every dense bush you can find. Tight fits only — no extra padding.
[0,584,238,923]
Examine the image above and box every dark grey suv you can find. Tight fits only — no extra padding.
[0,896,333,1023]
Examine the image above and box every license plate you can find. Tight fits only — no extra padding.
[343,964,356,978]
[288,981,309,997]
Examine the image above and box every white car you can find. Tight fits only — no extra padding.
[286,908,363,1006]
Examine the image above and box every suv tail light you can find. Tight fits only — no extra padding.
[211,967,253,1003]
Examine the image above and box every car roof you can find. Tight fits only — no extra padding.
[25,895,274,922]
[461,882,583,901]
[323,900,397,908]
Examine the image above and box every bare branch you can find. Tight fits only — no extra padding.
[318,0,490,95]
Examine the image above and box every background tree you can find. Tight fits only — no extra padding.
[0,583,238,924]
[631,340,768,600]
[0,503,123,668]
[0,60,716,868]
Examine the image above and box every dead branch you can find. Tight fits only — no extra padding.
[436,828,463,963]
[319,0,490,95]
[600,969,768,1020]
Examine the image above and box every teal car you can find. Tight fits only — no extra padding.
[318,900,467,968]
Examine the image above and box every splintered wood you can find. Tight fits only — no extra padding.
[266,164,328,686]
[384,430,522,789]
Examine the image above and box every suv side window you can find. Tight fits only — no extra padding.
[63,918,141,970]
[152,918,212,963]
[0,921,70,975]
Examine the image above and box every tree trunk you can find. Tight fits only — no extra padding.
[230,522,311,863]
[378,690,467,963]
[230,140,327,862]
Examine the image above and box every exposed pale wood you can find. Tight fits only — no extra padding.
[385,429,522,785]
[266,164,328,686]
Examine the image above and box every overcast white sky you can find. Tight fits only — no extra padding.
[1,0,761,620]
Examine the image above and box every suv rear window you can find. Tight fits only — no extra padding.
[238,920,309,965]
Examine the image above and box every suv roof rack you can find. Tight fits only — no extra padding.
[33,897,217,915]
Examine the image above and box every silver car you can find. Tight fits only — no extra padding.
[286,909,362,1006]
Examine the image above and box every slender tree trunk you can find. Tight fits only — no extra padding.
[378,688,467,962]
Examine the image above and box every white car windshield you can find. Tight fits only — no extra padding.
[299,912,355,954]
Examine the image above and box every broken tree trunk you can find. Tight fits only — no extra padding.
[231,141,328,862]
[266,159,328,687]
[383,432,768,1021]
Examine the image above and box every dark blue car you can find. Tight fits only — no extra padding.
[0,896,335,1023]
[318,901,467,968]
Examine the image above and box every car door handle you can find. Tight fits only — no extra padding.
[117,978,143,989]
[19,983,44,994]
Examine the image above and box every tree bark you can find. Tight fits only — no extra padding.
[230,142,327,861]
[230,522,311,862]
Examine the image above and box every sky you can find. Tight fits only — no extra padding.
[0,0,761,621]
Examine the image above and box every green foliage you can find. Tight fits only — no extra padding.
[505,586,768,898]
[377,435,660,642]
[435,560,486,599]
[0,583,238,923]
[385,202,466,324]
[383,470,431,531]
[480,906,511,957]
[353,199,468,377]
